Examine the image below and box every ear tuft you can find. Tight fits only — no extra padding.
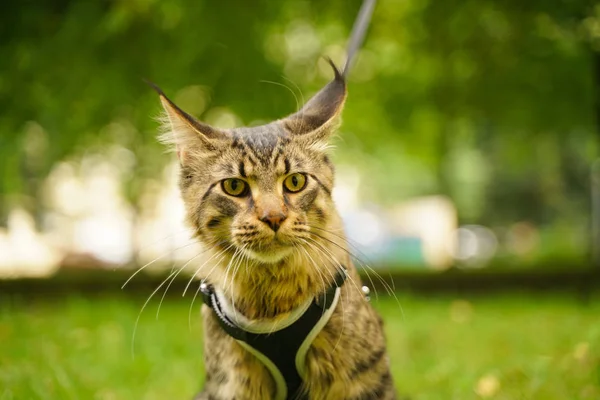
[282,59,347,138]
[145,80,224,163]
[324,57,343,81]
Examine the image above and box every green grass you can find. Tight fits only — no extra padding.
[1,291,599,399]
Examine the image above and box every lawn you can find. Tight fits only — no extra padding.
[1,289,599,399]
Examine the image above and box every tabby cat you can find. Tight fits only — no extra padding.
[152,0,395,398]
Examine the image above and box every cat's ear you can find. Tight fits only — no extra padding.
[146,81,224,164]
[281,59,347,145]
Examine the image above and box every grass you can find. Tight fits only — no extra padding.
[1,290,599,400]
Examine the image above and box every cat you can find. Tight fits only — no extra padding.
[151,0,396,398]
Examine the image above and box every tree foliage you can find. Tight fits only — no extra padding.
[1,0,599,236]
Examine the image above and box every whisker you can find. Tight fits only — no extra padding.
[241,247,254,287]
[299,238,347,355]
[281,75,305,112]
[303,237,364,301]
[136,228,192,252]
[131,268,180,358]
[156,247,213,320]
[183,243,234,296]
[259,77,309,150]
[286,75,309,135]
[187,252,229,330]
[259,79,301,113]
[310,228,382,301]
[220,247,244,322]
[309,228,405,317]
[222,247,241,293]
[308,228,395,297]
[188,283,204,331]
[156,266,185,320]
[229,246,247,322]
[309,226,394,295]
[298,241,329,292]
[298,239,339,320]
[121,242,197,289]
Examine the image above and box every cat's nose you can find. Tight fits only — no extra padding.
[259,212,287,232]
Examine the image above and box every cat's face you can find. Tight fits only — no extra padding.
[181,123,335,264]
[155,62,346,267]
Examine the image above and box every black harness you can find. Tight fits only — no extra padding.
[201,268,347,400]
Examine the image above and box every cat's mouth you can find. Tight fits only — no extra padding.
[243,247,293,264]
[239,239,295,264]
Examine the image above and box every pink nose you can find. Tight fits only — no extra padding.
[260,212,287,232]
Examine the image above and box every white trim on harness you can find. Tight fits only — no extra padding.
[295,287,341,380]
[215,288,314,334]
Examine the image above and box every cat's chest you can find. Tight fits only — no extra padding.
[202,304,354,399]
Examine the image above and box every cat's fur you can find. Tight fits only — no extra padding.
[153,3,395,399]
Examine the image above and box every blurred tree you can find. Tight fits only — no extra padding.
[0,0,598,256]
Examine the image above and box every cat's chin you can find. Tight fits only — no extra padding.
[242,247,293,264]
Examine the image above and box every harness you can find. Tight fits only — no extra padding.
[200,268,348,400]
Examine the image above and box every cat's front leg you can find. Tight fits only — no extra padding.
[192,390,209,400]
[200,305,277,399]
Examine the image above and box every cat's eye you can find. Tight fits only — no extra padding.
[283,173,307,193]
[222,178,249,197]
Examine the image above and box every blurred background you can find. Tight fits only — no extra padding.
[1,0,599,399]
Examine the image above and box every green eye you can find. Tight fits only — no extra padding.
[222,178,249,197]
[283,173,307,193]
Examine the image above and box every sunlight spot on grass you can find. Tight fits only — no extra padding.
[474,373,500,398]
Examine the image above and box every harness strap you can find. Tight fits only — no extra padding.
[201,268,347,400]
